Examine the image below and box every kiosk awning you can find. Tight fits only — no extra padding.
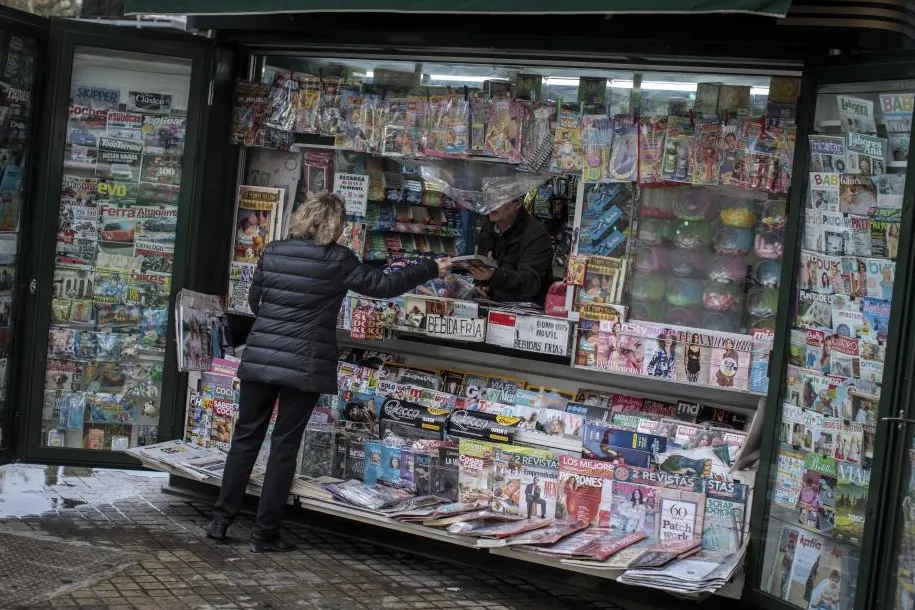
[123,0,792,18]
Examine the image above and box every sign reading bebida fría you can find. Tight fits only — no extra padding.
[425,314,485,342]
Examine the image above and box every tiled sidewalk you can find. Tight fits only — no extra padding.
[0,464,706,610]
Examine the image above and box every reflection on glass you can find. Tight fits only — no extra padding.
[0,29,36,450]
[758,81,914,610]
[41,48,191,451]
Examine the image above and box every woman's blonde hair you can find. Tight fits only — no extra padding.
[288,193,346,245]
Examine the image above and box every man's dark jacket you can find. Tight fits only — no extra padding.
[476,207,553,305]
[238,238,437,394]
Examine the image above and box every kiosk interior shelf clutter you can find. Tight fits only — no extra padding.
[6,2,915,609]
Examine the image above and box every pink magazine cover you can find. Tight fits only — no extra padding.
[609,322,648,376]
[709,332,753,390]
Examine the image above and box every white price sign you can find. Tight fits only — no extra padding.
[514,316,571,356]
[425,314,485,342]
[333,172,369,216]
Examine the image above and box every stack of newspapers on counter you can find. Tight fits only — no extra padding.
[127,440,229,481]
[616,542,747,596]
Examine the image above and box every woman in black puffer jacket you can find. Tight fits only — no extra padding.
[209,193,450,552]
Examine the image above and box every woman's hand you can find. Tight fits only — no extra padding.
[436,257,453,277]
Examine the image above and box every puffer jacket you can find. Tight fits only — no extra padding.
[238,238,438,394]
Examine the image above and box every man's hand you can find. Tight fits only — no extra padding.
[468,265,494,281]
[436,257,453,277]
[468,251,495,281]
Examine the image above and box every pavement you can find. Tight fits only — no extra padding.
[0,464,724,610]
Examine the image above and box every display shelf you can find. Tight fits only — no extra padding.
[337,331,765,412]
[367,223,459,237]
[297,497,481,548]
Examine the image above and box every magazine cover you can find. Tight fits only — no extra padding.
[95,136,143,183]
[581,421,666,468]
[608,322,647,376]
[609,466,705,544]
[709,333,752,390]
[774,448,805,508]
[838,95,877,133]
[718,127,750,188]
[835,461,869,546]
[809,135,846,173]
[515,453,560,520]
[808,172,839,212]
[550,110,583,174]
[830,294,862,339]
[457,438,493,505]
[233,185,283,263]
[555,455,614,526]
[845,132,886,175]
[866,257,895,300]
[796,452,837,535]
[702,479,749,555]
[828,335,860,379]
[799,250,842,295]
[849,215,872,256]
[839,174,878,215]
[873,173,906,208]
[797,290,832,330]
[660,117,694,183]
[869,207,901,259]
[638,116,668,185]
[209,398,237,452]
[862,296,891,344]
[641,326,679,381]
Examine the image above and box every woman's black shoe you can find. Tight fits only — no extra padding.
[206,521,230,540]
[248,534,297,553]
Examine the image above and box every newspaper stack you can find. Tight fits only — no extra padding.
[616,546,746,596]
[127,439,228,481]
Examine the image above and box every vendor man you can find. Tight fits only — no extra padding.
[469,198,553,305]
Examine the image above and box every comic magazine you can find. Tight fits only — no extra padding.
[866,257,895,300]
[550,110,583,174]
[581,114,611,182]
[86,392,135,424]
[709,332,752,390]
[660,117,694,183]
[846,132,886,175]
[233,185,282,263]
[638,116,668,185]
[808,172,839,212]
[607,116,638,182]
[702,479,748,556]
[692,122,721,185]
[45,359,83,392]
[838,95,877,133]
[556,455,614,527]
[809,135,846,173]
[869,207,901,259]
[835,461,869,546]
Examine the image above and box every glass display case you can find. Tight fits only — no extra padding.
[40,48,191,451]
[0,23,38,454]
[754,77,915,610]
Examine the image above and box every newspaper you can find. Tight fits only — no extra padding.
[617,544,746,595]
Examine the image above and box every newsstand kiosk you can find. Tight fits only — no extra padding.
[5,2,915,608]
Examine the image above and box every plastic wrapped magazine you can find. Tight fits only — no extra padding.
[423,509,524,528]
[448,517,553,539]
[484,520,590,548]
[299,425,336,478]
[322,479,413,511]
[394,499,489,523]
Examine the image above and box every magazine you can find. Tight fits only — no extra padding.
[866,258,895,301]
[233,185,284,263]
[869,207,901,259]
[487,520,590,548]
[798,250,842,295]
[708,333,752,390]
[837,95,877,133]
[845,132,886,175]
[555,455,615,526]
[638,116,668,185]
[609,467,705,544]
[448,517,552,539]
[808,135,846,173]
[175,289,233,372]
[834,461,869,545]
[514,528,646,560]
[839,174,878,215]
